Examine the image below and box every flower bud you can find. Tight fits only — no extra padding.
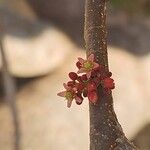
[75,92,83,105]
[69,72,78,80]
[76,61,82,69]
[83,90,88,97]
[87,91,98,103]
[102,77,115,89]
[77,83,84,91]
[67,81,75,87]
[87,82,97,92]
[81,74,88,81]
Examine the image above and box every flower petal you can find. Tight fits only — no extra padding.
[78,57,84,64]
[93,62,99,69]
[88,91,98,103]
[75,96,82,104]
[88,54,94,61]
[72,87,77,92]
[57,91,66,97]
[102,77,115,89]
[86,72,91,78]
[63,83,70,90]
[67,100,72,108]
[77,68,86,74]
[87,82,96,92]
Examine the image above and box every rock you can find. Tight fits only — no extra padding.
[0,0,36,20]
[1,29,74,78]
[0,7,75,77]
[26,0,150,56]
[109,47,150,138]
[26,0,85,46]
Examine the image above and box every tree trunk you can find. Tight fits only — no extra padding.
[84,0,138,149]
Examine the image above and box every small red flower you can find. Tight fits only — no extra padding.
[87,82,97,92]
[102,77,115,89]
[57,83,77,108]
[76,83,84,91]
[76,61,82,69]
[67,81,75,87]
[75,92,83,105]
[77,76,82,82]
[77,54,99,78]
[81,74,88,81]
[69,72,78,80]
[87,91,98,103]
[57,53,115,108]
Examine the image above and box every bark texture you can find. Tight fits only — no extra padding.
[84,0,138,149]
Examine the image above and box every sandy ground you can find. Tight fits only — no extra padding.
[0,47,150,150]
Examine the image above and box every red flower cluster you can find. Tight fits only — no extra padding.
[57,54,115,108]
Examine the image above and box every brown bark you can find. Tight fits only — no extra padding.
[84,0,138,149]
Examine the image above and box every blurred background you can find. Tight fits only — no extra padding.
[0,0,150,150]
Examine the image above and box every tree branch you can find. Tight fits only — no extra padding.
[0,36,21,150]
[84,0,138,149]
